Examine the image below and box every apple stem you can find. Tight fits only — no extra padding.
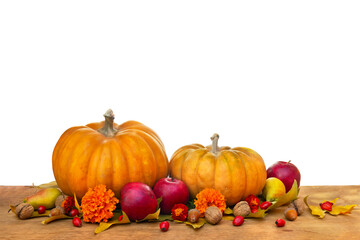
[287,160,292,164]
[211,133,220,154]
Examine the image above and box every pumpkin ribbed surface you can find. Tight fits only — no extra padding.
[52,111,168,199]
[169,134,266,206]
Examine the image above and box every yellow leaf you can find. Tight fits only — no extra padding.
[32,210,50,218]
[9,205,49,218]
[135,208,161,222]
[41,214,72,224]
[95,212,131,234]
[247,209,268,218]
[158,214,173,221]
[156,197,162,209]
[224,208,233,215]
[329,205,357,215]
[222,215,235,221]
[36,181,58,189]
[271,180,299,209]
[328,198,339,205]
[304,196,327,219]
[178,218,206,229]
[9,205,16,214]
[74,193,82,214]
[305,196,357,218]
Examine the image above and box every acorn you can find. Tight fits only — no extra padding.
[15,203,34,219]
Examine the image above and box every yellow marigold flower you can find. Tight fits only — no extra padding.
[81,184,119,223]
[194,188,226,214]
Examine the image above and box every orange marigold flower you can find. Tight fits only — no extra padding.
[194,188,226,214]
[81,184,119,223]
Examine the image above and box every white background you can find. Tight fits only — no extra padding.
[1,1,359,186]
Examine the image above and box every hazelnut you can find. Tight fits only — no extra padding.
[15,203,34,220]
[284,208,298,221]
[233,201,251,217]
[205,206,222,225]
[289,199,305,215]
[188,209,200,223]
[49,207,65,217]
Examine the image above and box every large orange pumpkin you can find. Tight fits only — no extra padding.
[52,109,168,199]
[169,134,266,206]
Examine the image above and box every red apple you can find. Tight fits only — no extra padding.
[153,178,189,214]
[120,182,158,221]
[267,161,301,192]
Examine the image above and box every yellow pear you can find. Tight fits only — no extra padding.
[262,177,286,202]
[24,188,61,210]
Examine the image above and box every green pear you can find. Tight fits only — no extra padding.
[24,188,62,210]
[262,177,286,202]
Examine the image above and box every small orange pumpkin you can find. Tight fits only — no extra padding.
[169,134,266,206]
[52,109,168,199]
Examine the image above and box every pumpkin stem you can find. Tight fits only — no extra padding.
[98,109,118,137]
[211,133,220,154]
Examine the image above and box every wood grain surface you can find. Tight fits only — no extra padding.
[1,185,359,240]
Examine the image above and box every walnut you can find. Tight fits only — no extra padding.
[233,201,251,217]
[49,207,65,217]
[205,206,222,225]
[288,199,305,215]
[15,203,34,219]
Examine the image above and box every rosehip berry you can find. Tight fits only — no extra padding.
[260,201,272,210]
[320,201,333,211]
[118,215,123,221]
[72,217,82,227]
[69,209,79,217]
[232,216,244,226]
[275,218,286,227]
[38,205,46,214]
[160,221,169,232]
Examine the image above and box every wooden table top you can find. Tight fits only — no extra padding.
[1,185,359,240]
